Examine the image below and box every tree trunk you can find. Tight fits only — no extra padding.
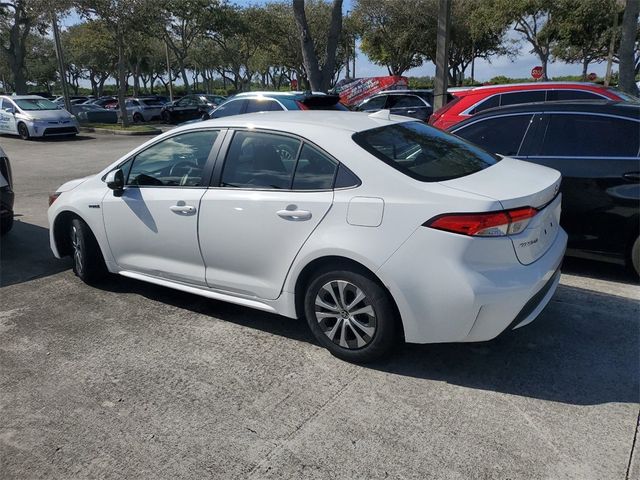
[581,57,589,81]
[117,37,129,127]
[293,0,343,92]
[618,0,640,95]
[180,67,190,93]
[4,5,30,94]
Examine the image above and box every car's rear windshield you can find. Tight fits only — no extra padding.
[352,121,497,182]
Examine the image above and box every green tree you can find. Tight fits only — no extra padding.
[25,32,56,93]
[552,0,618,80]
[352,0,431,76]
[492,0,556,80]
[77,0,167,126]
[618,0,639,94]
[63,21,116,96]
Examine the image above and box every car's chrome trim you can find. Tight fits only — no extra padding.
[119,270,278,313]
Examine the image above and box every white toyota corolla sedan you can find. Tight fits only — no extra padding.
[48,111,567,362]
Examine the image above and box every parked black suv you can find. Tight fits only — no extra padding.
[355,90,453,122]
[450,100,640,275]
[0,148,14,235]
[161,94,227,124]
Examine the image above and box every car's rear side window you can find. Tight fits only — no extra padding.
[353,121,497,182]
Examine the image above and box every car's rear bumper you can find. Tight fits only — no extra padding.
[377,225,568,344]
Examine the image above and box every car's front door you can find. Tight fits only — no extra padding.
[102,129,223,285]
[0,99,18,135]
[198,130,337,299]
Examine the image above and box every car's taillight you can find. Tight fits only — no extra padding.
[428,96,461,125]
[48,192,61,206]
[295,101,309,110]
[424,207,538,237]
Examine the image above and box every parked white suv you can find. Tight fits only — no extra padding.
[48,111,566,362]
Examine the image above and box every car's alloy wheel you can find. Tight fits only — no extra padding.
[70,218,107,285]
[314,280,377,349]
[304,268,397,362]
[133,113,143,123]
[17,122,30,140]
[631,236,640,277]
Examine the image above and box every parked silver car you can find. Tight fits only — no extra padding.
[118,98,164,123]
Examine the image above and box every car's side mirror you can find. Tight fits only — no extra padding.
[3,107,14,114]
[105,168,124,196]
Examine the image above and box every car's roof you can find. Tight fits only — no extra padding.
[375,89,433,95]
[450,100,640,129]
[1,95,47,100]
[455,81,609,97]
[233,91,327,98]
[176,110,410,134]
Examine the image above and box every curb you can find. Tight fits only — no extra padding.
[80,126,161,136]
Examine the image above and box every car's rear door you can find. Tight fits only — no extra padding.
[102,129,224,285]
[198,129,336,300]
[523,112,640,257]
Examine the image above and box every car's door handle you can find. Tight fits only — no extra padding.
[277,208,312,221]
[406,110,417,114]
[170,204,196,214]
[623,172,640,182]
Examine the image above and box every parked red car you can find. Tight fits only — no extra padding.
[429,82,636,130]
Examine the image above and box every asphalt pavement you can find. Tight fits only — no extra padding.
[0,132,638,480]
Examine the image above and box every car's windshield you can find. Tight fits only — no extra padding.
[352,121,497,182]
[608,88,640,103]
[15,98,59,111]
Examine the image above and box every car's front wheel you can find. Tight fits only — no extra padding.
[304,268,398,362]
[17,122,30,140]
[133,112,144,123]
[70,218,107,285]
[162,111,171,124]
[631,235,640,277]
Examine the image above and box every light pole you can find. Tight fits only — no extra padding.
[165,39,173,102]
[433,0,451,110]
[51,10,72,112]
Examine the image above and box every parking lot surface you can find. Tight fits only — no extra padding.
[0,133,638,479]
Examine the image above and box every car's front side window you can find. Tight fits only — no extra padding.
[127,130,219,187]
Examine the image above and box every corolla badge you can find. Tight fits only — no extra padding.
[554,183,560,195]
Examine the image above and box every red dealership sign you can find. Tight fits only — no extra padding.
[333,76,409,107]
[531,66,544,79]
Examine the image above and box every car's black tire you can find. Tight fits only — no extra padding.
[0,214,13,235]
[631,236,640,278]
[70,218,107,285]
[162,111,171,124]
[17,122,30,140]
[303,268,398,363]
[133,112,144,123]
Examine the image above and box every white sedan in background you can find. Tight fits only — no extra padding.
[48,111,566,362]
[0,95,79,140]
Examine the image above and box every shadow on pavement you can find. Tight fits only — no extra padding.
[97,271,639,407]
[0,134,94,142]
[561,256,639,285]
[0,221,70,287]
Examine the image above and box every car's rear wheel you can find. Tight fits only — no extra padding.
[631,235,640,277]
[70,218,107,285]
[133,112,144,123]
[304,268,397,362]
[17,122,30,140]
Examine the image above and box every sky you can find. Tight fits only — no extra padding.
[59,1,612,84]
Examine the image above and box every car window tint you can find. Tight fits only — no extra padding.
[245,99,280,113]
[268,100,284,111]
[334,163,361,188]
[211,99,246,118]
[221,131,300,189]
[453,114,533,156]
[127,131,218,187]
[359,96,387,110]
[540,114,640,157]
[353,121,497,182]
[470,94,500,114]
[387,95,424,108]
[499,91,546,107]
[546,90,602,101]
[292,144,338,190]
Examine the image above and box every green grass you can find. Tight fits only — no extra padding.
[85,123,158,132]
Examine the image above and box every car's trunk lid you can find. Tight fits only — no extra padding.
[439,157,562,265]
